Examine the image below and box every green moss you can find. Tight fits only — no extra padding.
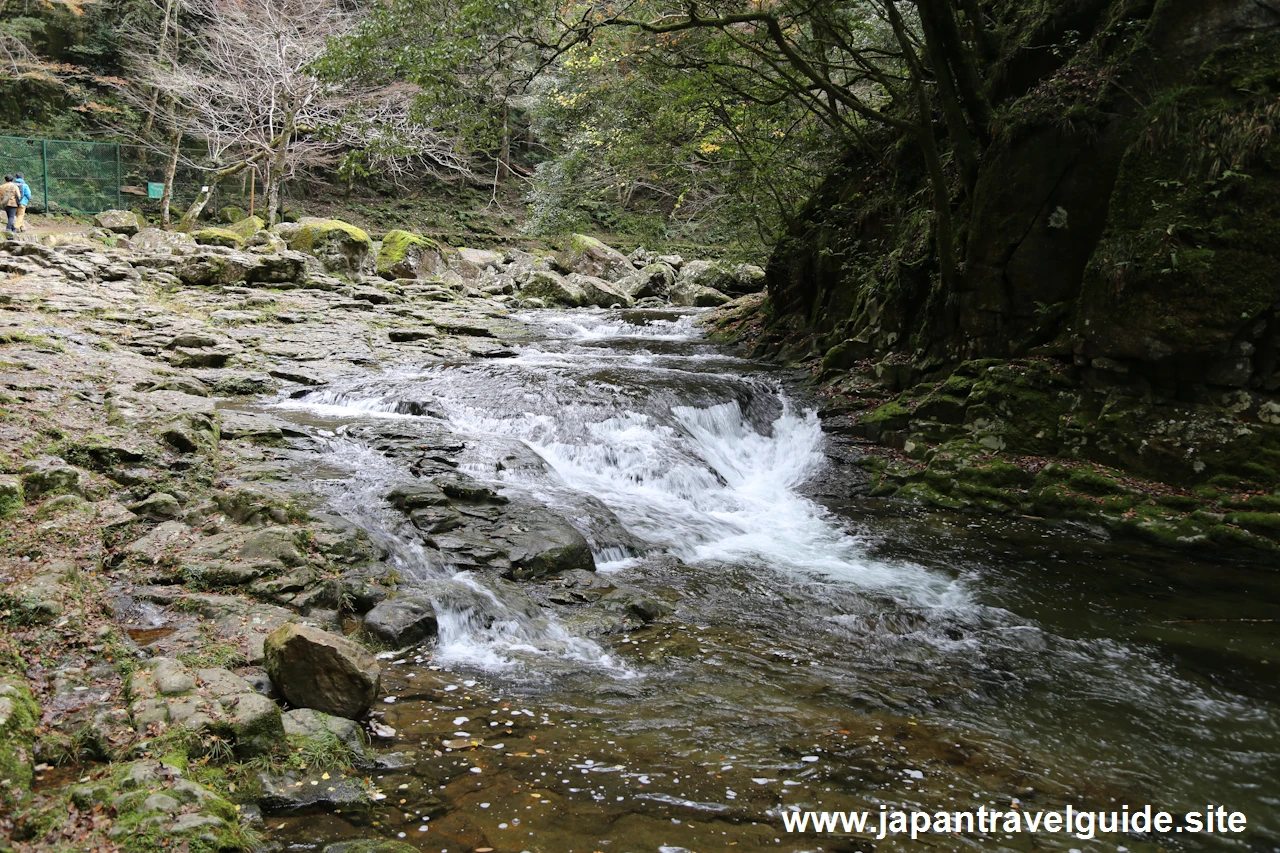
[1224,511,1280,541]
[1066,466,1132,496]
[194,227,245,248]
[0,678,41,801]
[377,229,439,277]
[895,481,967,511]
[288,219,372,253]
[862,400,911,426]
[0,475,22,517]
[227,215,266,240]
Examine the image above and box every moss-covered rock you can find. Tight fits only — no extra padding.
[376,230,442,280]
[0,678,40,803]
[0,474,23,516]
[227,215,266,241]
[555,234,633,282]
[67,759,251,852]
[282,218,373,276]
[193,227,245,248]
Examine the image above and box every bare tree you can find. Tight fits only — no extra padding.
[130,0,468,228]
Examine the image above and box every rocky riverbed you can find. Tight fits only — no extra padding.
[0,218,765,852]
[2,218,1278,853]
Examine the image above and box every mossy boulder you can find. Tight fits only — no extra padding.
[0,474,22,516]
[518,269,586,307]
[281,218,373,276]
[193,227,244,248]
[227,214,266,241]
[217,205,247,224]
[0,678,40,802]
[376,229,443,280]
[555,233,633,282]
[264,624,380,719]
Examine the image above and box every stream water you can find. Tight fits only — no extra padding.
[266,309,1279,853]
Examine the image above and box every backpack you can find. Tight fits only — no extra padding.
[17,180,30,206]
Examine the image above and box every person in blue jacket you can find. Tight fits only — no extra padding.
[13,173,31,232]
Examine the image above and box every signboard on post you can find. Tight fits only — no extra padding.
[147,182,165,199]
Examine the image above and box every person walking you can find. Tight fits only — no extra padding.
[0,175,19,233]
[13,173,30,232]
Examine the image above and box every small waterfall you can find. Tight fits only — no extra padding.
[278,308,972,671]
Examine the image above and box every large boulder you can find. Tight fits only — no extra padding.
[567,273,633,309]
[227,215,267,241]
[193,227,243,248]
[263,623,380,719]
[499,506,595,580]
[450,247,505,280]
[619,263,676,301]
[93,209,145,236]
[675,259,735,293]
[377,230,444,280]
[362,595,438,647]
[556,234,633,282]
[518,269,586,307]
[670,279,731,307]
[280,218,373,275]
[132,228,197,254]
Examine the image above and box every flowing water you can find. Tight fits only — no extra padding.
[266,309,1279,853]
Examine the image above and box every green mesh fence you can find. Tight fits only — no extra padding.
[0,135,252,218]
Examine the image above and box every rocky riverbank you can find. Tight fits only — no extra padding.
[0,217,762,852]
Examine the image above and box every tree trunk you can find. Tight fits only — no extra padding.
[915,0,980,192]
[264,110,295,226]
[159,121,183,230]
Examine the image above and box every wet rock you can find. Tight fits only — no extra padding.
[386,482,449,510]
[218,410,293,446]
[323,841,419,853]
[93,209,145,236]
[362,596,438,647]
[257,770,371,818]
[264,623,380,719]
[388,327,438,342]
[670,279,731,307]
[498,505,595,580]
[597,587,671,623]
[239,526,305,567]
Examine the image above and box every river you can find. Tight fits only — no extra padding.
[265,308,1279,853]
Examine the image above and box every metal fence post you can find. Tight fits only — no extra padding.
[115,144,122,210]
[41,139,48,213]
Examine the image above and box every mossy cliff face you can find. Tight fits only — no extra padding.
[767,0,1279,380]
[749,1,1280,553]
